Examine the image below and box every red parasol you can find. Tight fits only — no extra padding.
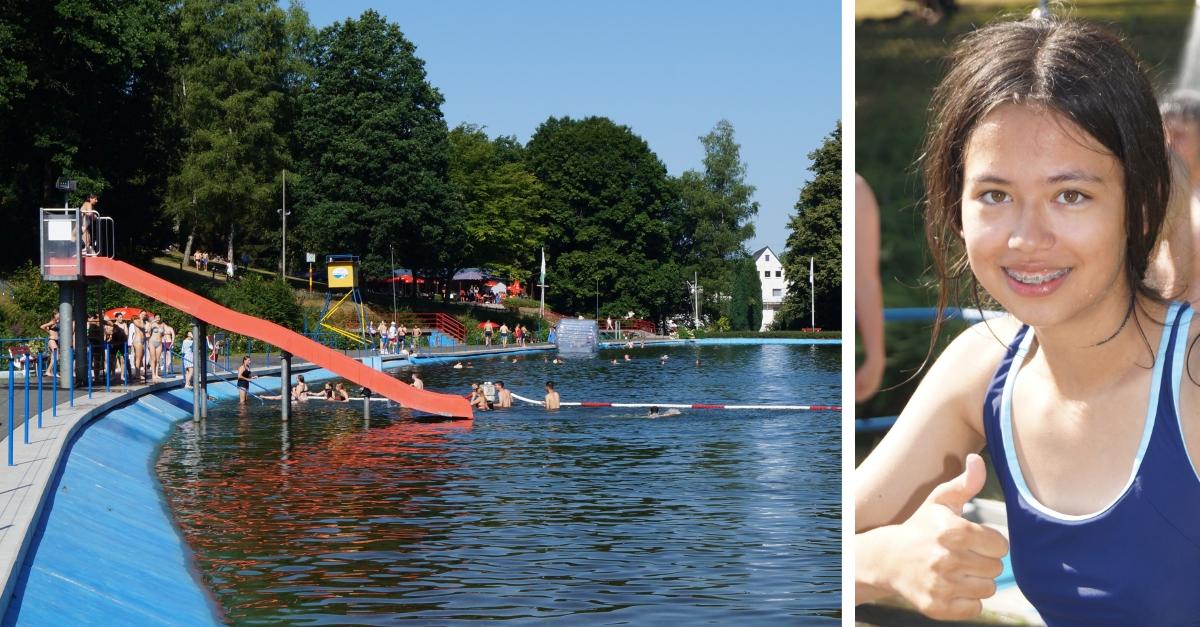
[484,280,498,286]
[476,321,498,328]
[105,307,151,320]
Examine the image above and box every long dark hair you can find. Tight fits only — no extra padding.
[920,16,1171,356]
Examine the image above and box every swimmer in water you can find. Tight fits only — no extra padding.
[495,381,513,407]
[544,381,560,410]
[648,406,680,417]
[624,354,631,361]
[453,361,463,369]
[469,382,489,410]
[695,359,701,366]
[293,375,309,402]
[411,373,423,390]
[611,359,618,364]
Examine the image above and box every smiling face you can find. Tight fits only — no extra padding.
[961,105,1129,330]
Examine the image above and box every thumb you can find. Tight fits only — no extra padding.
[928,453,986,516]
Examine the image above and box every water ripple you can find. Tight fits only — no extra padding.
[156,344,841,625]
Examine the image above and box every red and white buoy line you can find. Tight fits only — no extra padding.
[509,393,839,411]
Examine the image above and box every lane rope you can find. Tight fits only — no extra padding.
[509,393,839,411]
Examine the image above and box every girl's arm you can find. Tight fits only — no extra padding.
[855,319,1016,619]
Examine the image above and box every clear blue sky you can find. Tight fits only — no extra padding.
[301,1,841,256]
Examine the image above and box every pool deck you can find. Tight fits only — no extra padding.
[0,343,552,625]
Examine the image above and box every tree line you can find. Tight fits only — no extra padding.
[0,1,840,330]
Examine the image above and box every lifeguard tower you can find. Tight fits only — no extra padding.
[40,183,115,388]
[316,254,370,347]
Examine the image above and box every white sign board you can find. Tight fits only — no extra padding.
[48,220,73,241]
[306,253,316,263]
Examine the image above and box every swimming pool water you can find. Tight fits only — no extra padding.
[155,344,841,625]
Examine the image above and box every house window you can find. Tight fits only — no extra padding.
[764,270,770,278]
[772,289,782,297]
[765,254,770,261]
[776,271,782,277]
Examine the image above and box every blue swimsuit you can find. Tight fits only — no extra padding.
[984,301,1200,626]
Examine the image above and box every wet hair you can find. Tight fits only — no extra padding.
[495,381,504,387]
[649,406,659,414]
[922,17,1170,354]
[546,381,555,389]
[297,375,304,382]
[1161,90,1200,125]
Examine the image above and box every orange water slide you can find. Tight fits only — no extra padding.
[83,257,473,419]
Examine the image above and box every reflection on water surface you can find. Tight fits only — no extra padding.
[156,344,841,624]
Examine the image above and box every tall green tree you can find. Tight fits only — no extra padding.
[778,121,841,330]
[679,119,759,320]
[293,10,462,279]
[727,257,763,331]
[448,124,546,283]
[526,116,683,321]
[0,0,179,268]
[168,0,311,268]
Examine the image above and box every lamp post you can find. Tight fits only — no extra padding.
[278,170,290,277]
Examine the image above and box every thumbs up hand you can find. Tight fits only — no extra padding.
[861,454,1010,620]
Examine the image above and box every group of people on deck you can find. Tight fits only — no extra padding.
[372,320,423,355]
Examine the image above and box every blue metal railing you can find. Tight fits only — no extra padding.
[883,307,1005,324]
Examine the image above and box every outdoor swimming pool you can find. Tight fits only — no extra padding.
[155,343,841,625]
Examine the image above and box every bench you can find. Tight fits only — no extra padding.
[8,346,29,372]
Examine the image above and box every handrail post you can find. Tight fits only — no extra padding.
[36,353,42,428]
[8,361,13,465]
[23,357,29,443]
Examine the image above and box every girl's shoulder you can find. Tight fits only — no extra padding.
[936,314,1024,377]
[918,314,1026,430]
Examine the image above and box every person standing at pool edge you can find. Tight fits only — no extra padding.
[855,17,1200,624]
[544,381,559,410]
[181,331,194,389]
[237,356,258,404]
